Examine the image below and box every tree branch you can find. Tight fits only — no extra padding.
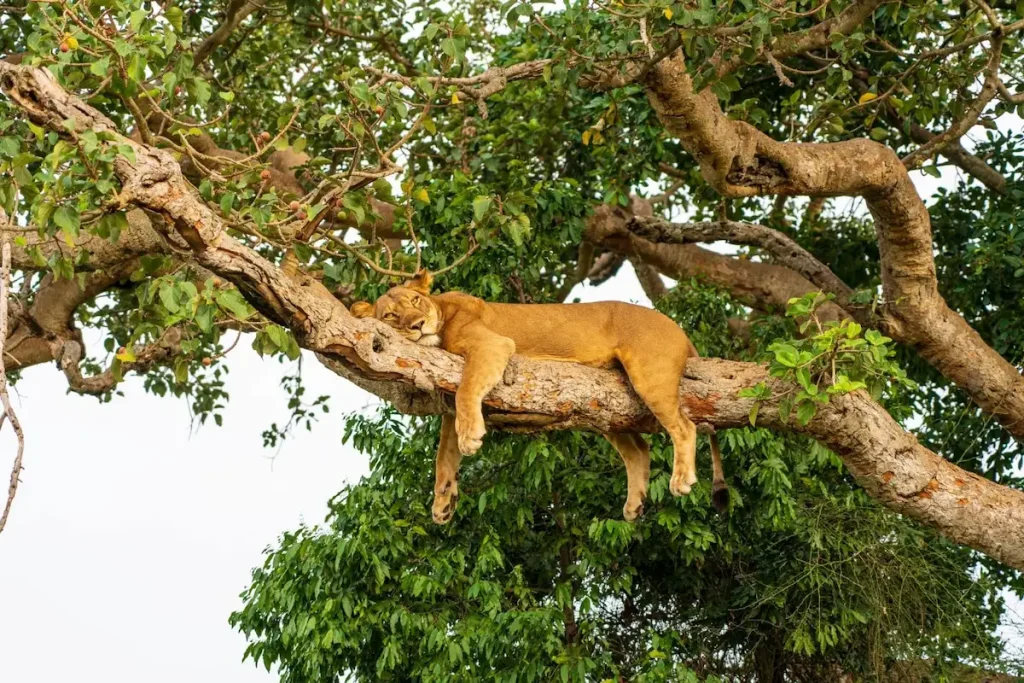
[901,34,1004,170]
[627,215,860,316]
[0,208,165,271]
[643,50,1024,443]
[586,204,849,322]
[716,0,887,78]
[850,74,1008,194]
[0,238,26,536]
[193,0,262,68]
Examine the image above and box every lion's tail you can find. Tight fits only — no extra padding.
[688,339,730,514]
[709,430,730,514]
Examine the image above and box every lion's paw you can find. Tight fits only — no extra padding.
[623,499,645,522]
[456,415,486,455]
[432,486,459,525]
[670,472,695,497]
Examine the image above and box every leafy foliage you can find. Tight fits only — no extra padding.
[740,293,916,427]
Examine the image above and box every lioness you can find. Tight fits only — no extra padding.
[351,270,728,524]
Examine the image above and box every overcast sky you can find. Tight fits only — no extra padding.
[1,161,1022,681]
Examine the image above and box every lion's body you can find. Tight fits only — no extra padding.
[433,292,697,369]
[351,272,729,524]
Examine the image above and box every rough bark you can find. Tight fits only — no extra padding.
[4,62,1024,570]
[586,203,848,322]
[627,215,861,316]
[644,50,1024,442]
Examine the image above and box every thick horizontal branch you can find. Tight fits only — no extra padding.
[4,61,1024,571]
[320,348,1024,572]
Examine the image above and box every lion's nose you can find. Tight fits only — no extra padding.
[408,318,424,331]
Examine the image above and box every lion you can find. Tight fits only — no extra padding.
[350,270,729,524]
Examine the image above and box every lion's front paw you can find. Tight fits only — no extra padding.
[432,480,460,525]
[623,498,645,522]
[456,414,485,455]
[670,470,697,497]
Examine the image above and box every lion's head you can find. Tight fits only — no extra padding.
[350,270,443,347]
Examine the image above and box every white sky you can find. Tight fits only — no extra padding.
[1,142,1022,681]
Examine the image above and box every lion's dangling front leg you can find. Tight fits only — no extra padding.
[450,326,516,455]
[432,414,463,524]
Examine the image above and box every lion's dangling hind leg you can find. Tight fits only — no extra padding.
[616,339,730,514]
[617,348,699,497]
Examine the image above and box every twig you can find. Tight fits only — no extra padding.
[0,239,26,536]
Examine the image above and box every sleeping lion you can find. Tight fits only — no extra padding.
[351,270,729,524]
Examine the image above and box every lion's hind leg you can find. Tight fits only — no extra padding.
[605,432,651,521]
[617,348,698,497]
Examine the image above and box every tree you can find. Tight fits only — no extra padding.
[0,0,1022,680]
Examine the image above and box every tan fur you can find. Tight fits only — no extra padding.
[352,270,729,523]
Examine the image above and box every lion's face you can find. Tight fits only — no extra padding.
[350,272,443,347]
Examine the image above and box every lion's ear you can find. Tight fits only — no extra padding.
[350,301,374,318]
[405,269,433,295]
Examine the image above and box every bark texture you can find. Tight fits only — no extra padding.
[644,51,1024,442]
[3,62,1024,570]
[586,203,848,322]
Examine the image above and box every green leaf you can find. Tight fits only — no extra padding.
[351,83,371,103]
[195,303,216,334]
[166,6,184,31]
[174,359,189,384]
[778,397,792,424]
[828,375,868,395]
[220,192,236,216]
[89,56,111,77]
[54,205,80,236]
[440,37,457,59]
[796,401,817,425]
[159,283,181,313]
[865,329,891,345]
[127,54,146,83]
[472,195,492,221]
[97,212,128,242]
[748,401,759,427]
[130,8,147,32]
[0,136,19,158]
[795,366,813,392]
[217,289,253,320]
[118,144,137,164]
[772,343,800,368]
